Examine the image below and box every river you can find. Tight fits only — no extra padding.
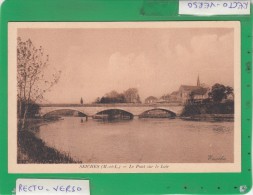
[37,117,234,163]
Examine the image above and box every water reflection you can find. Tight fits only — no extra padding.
[93,109,133,121]
[139,109,176,119]
[37,118,234,163]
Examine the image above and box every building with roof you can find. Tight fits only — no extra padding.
[170,75,210,104]
[189,87,210,102]
[170,91,182,102]
[178,85,201,103]
[158,94,171,103]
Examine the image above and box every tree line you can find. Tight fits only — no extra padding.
[94,88,141,104]
[208,84,234,102]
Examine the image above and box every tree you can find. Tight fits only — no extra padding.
[106,90,120,98]
[96,88,142,104]
[17,37,61,129]
[98,90,126,104]
[123,88,141,103]
[80,97,83,105]
[18,100,40,118]
[208,83,232,102]
[94,97,100,104]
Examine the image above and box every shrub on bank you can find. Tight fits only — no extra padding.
[181,102,234,117]
[18,130,80,164]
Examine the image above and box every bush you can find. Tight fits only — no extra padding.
[181,102,234,116]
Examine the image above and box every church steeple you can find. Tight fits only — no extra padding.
[197,75,200,87]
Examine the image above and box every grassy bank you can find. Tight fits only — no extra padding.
[18,118,80,164]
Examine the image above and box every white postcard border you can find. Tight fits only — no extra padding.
[8,22,241,173]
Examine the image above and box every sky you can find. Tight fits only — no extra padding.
[18,27,234,104]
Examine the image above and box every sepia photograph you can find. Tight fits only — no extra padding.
[8,22,241,173]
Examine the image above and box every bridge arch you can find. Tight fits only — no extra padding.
[139,108,176,118]
[94,109,134,120]
[42,109,88,118]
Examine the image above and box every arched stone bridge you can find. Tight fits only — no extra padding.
[39,103,184,118]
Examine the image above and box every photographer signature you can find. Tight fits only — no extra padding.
[208,155,226,161]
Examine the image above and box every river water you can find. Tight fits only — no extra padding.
[37,117,234,163]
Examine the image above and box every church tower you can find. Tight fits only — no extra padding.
[197,75,200,87]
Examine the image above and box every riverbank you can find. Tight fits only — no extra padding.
[18,117,61,130]
[18,118,80,164]
[180,102,234,121]
[181,102,234,116]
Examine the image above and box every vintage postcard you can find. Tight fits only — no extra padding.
[8,22,241,173]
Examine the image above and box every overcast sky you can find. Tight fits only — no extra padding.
[18,27,234,104]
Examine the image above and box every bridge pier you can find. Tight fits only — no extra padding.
[80,116,92,121]
[133,115,139,120]
[86,116,93,121]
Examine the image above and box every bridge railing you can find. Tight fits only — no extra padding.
[39,103,183,107]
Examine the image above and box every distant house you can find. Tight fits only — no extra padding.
[222,93,234,103]
[170,91,181,102]
[178,85,201,103]
[227,93,234,101]
[189,87,210,102]
[158,94,171,103]
[169,75,210,104]
[145,96,158,104]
